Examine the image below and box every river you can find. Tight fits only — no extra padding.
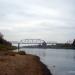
[19,48,75,75]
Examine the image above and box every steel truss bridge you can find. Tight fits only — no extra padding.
[11,39,57,51]
[11,39,57,45]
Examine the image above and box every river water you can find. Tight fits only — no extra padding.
[19,48,75,75]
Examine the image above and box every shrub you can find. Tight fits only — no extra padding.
[18,51,26,55]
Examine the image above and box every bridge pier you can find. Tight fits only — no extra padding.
[18,43,20,52]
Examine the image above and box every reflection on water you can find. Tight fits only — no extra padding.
[73,51,75,61]
[20,48,75,75]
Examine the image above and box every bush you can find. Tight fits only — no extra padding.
[18,51,26,55]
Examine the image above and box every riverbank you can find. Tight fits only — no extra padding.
[0,44,17,51]
[0,51,52,75]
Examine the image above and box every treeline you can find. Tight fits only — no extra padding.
[0,37,11,46]
[47,39,75,49]
[0,32,16,51]
[0,32,11,45]
[72,39,75,48]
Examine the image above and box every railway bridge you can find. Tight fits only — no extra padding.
[11,39,57,51]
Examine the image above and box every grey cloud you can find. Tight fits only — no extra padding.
[0,0,75,42]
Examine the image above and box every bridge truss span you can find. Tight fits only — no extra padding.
[20,39,45,44]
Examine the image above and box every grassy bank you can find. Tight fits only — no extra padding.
[0,44,17,51]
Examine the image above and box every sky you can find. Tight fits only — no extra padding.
[0,0,75,43]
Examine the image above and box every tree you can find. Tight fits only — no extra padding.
[0,32,4,44]
[72,39,75,46]
[42,41,47,48]
[72,39,75,49]
[0,32,12,45]
[0,32,3,39]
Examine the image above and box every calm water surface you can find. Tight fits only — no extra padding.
[20,48,75,75]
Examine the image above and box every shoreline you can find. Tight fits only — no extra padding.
[0,51,52,75]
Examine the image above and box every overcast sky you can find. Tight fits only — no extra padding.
[0,0,75,43]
